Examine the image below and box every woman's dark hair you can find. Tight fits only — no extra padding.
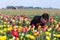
[41,13,49,21]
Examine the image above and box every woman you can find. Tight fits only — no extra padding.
[30,13,49,30]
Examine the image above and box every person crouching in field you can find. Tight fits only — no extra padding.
[30,13,49,30]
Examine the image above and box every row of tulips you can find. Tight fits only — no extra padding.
[0,14,60,40]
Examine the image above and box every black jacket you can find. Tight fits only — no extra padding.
[30,16,45,29]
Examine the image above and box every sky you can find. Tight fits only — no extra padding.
[0,0,60,9]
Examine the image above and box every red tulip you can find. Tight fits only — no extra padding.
[12,29,18,37]
[36,23,40,26]
[56,28,59,31]
[2,22,4,25]
[20,15,24,17]
[12,17,16,20]
[54,25,56,28]
[44,20,46,24]
[48,26,50,28]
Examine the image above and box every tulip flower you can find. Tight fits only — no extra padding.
[26,34,31,38]
[0,36,6,40]
[30,35,35,40]
[42,26,47,31]
[14,37,19,40]
[46,36,50,40]
[7,31,11,34]
[26,34,35,40]
[4,28,7,32]
[45,31,50,35]
[12,29,18,37]
[0,30,3,33]
[8,27,12,31]
[33,31,39,36]
[55,28,59,31]
[17,16,20,20]
[58,22,60,27]
[20,36,23,40]
[53,38,56,40]
[22,27,27,32]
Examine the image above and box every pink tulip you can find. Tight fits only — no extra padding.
[50,17,54,24]
[7,16,10,18]
[42,26,47,31]
[17,16,20,20]
[22,27,27,32]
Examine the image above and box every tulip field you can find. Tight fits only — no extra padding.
[0,9,60,40]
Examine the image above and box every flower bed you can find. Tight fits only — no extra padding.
[0,14,60,40]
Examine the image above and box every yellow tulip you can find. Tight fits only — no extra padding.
[0,36,2,39]
[20,36,23,40]
[8,27,12,31]
[0,25,2,28]
[0,36,6,40]
[47,29,50,32]
[46,36,50,40]
[53,34,57,37]
[26,34,35,40]
[0,30,3,33]
[9,38,13,40]
[38,25,41,28]
[45,31,50,35]
[4,22,7,24]
[3,36,6,40]
[56,34,60,37]
[31,28,34,31]
[53,34,60,37]
[4,28,7,32]
[13,26,17,29]
[26,34,31,38]
[8,25,11,27]
[30,35,35,40]
[53,38,56,40]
